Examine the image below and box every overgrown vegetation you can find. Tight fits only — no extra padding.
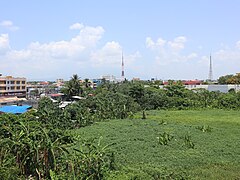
[74,110,240,179]
[1,75,240,179]
[0,112,114,179]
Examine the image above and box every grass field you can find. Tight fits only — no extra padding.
[72,109,240,179]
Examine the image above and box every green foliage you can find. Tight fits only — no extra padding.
[0,113,114,179]
[37,97,68,129]
[4,74,240,179]
[183,133,195,149]
[70,137,115,179]
[217,93,240,109]
[157,132,173,145]
[94,91,140,120]
[74,110,240,179]
[63,102,94,128]
[0,114,72,179]
[196,125,212,132]
[218,74,234,84]
[61,74,82,98]
[142,110,146,119]
[165,80,185,98]
[218,73,240,84]
[129,83,145,105]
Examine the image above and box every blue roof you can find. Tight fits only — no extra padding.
[0,105,32,114]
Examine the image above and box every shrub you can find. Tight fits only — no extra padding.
[157,132,173,145]
[183,134,195,149]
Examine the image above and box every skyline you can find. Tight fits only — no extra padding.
[1,1,240,81]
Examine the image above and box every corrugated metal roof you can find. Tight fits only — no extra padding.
[0,105,32,114]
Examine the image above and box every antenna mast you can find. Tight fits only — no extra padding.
[121,51,125,81]
[208,54,213,81]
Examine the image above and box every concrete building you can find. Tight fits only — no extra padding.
[101,75,117,82]
[56,79,64,84]
[159,83,240,93]
[0,75,27,97]
[185,84,240,93]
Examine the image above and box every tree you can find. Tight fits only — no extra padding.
[164,80,186,98]
[62,74,82,98]
[218,74,234,84]
[226,73,240,84]
[129,83,145,105]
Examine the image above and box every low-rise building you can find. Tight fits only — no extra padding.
[0,75,27,97]
[101,75,117,83]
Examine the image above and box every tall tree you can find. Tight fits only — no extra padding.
[218,74,234,84]
[62,74,82,98]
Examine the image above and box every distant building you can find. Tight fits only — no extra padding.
[56,79,64,84]
[182,80,203,85]
[185,84,240,93]
[92,79,102,88]
[0,75,27,98]
[38,81,49,86]
[0,96,27,107]
[163,80,203,86]
[101,75,117,83]
[132,78,141,81]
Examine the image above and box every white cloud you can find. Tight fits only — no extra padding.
[167,36,187,51]
[187,53,198,59]
[146,36,194,65]
[196,42,240,78]
[0,23,140,80]
[0,24,105,79]
[90,41,122,66]
[69,23,84,30]
[156,38,166,47]
[0,20,19,31]
[7,24,105,61]
[236,41,240,49]
[0,34,10,54]
[146,37,155,49]
[146,37,166,49]
[90,41,140,68]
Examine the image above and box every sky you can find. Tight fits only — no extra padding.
[0,0,240,81]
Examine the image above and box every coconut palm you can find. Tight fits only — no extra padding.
[62,74,82,99]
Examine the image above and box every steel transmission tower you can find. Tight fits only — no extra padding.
[121,51,125,81]
[208,54,213,81]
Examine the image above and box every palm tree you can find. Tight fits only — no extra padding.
[62,74,82,99]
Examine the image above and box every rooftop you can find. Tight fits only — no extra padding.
[0,105,32,114]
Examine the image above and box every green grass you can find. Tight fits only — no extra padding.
[72,109,240,179]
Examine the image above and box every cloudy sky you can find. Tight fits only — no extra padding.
[0,0,240,81]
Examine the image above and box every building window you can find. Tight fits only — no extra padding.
[22,86,26,90]
[7,87,10,90]
[22,81,26,84]
[0,87,6,90]
[7,81,9,84]
[16,81,20,84]
[0,81,6,84]
[11,86,15,90]
[16,86,21,90]
[11,81,15,84]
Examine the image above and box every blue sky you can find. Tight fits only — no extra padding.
[0,0,240,81]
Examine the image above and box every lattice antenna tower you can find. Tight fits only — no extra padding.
[208,54,213,81]
[121,51,125,81]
